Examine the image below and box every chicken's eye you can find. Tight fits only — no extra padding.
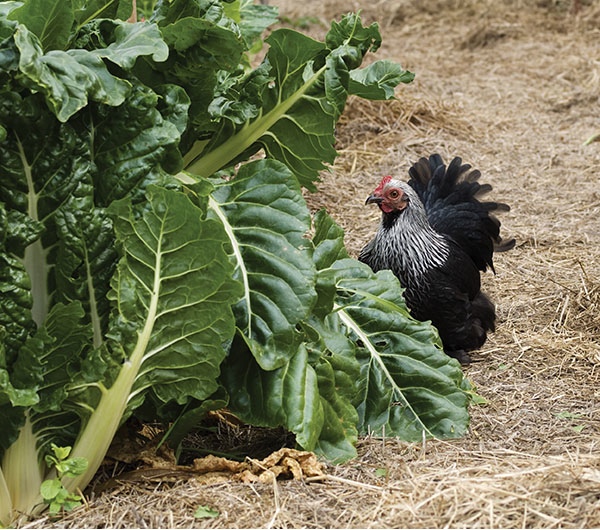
[389,190,399,199]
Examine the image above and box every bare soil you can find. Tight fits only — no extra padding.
[24,1,600,528]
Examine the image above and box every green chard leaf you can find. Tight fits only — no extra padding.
[56,185,242,494]
[222,339,324,453]
[0,246,36,360]
[54,184,116,349]
[8,0,74,52]
[0,328,39,451]
[207,158,317,370]
[87,82,189,206]
[80,19,169,69]
[349,60,415,100]
[143,0,246,145]
[184,13,413,190]
[335,263,469,440]
[0,92,92,329]
[106,186,242,411]
[218,201,361,463]
[1,185,241,519]
[13,18,169,123]
[223,0,279,50]
[301,315,360,463]
[311,211,470,441]
[13,25,130,122]
[0,301,92,517]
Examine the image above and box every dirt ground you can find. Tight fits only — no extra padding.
[24,1,600,528]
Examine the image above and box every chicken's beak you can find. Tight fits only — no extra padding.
[365,194,383,206]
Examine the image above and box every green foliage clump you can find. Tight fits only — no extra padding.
[41,445,88,516]
[0,0,470,524]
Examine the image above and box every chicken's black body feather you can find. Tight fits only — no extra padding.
[359,154,514,364]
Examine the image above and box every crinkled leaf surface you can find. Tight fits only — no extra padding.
[349,60,415,99]
[13,19,169,123]
[302,315,360,463]
[188,27,332,186]
[312,210,470,441]
[14,25,130,122]
[221,310,360,463]
[0,242,35,359]
[54,183,117,348]
[0,77,190,377]
[222,339,323,452]
[87,82,189,206]
[7,302,93,453]
[107,185,242,410]
[0,93,91,329]
[208,159,316,370]
[2,186,242,505]
[325,13,381,53]
[186,13,411,190]
[311,209,349,317]
[86,20,169,69]
[46,185,242,494]
[337,262,469,439]
[0,328,38,454]
[145,0,245,145]
[219,205,360,463]
[0,301,91,518]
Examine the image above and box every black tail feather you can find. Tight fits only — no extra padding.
[407,154,514,272]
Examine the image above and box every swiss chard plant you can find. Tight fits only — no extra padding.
[0,0,471,524]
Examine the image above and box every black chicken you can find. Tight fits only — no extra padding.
[359,154,514,364]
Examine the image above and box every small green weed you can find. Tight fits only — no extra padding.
[194,505,220,519]
[40,444,88,516]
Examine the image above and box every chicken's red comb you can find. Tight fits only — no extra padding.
[374,175,393,194]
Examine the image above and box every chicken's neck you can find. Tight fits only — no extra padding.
[378,206,450,284]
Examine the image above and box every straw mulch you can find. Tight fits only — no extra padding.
[22,1,600,528]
